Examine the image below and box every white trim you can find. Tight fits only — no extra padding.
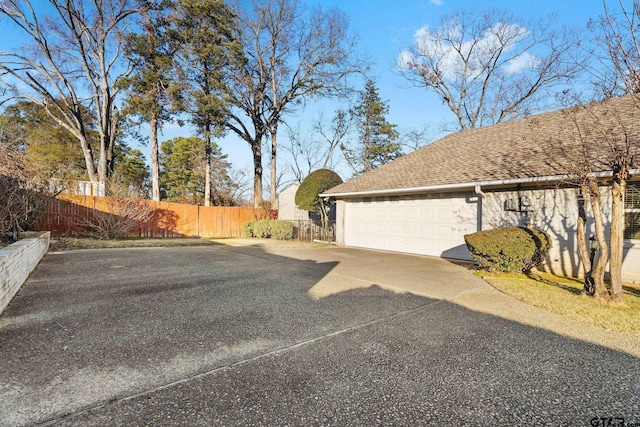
[322,169,640,198]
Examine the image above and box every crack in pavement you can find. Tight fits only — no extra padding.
[34,295,445,426]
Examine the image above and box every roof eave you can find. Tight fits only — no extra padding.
[320,169,640,198]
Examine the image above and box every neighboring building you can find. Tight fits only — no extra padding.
[277,184,310,221]
[323,95,640,283]
[49,179,105,196]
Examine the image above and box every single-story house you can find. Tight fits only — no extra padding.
[322,95,640,284]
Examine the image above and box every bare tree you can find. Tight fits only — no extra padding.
[314,110,351,169]
[227,166,253,206]
[282,110,350,185]
[397,8,580,131]
[0,0,138,183]
[400,125,434,153]
[582,1,640,299]
[532,95,640,300]
[588,0,640,97]
[80,196,155,239]
[226,0,363,207]
[282,125,319,184]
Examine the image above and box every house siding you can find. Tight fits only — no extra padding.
[481,186,638,284]
[334,185,640,284]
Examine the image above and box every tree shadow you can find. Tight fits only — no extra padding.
[524,271,584,296]
[622,284,640,297]
[3,244,640,427]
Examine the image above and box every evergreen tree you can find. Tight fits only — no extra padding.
[121,2,178,202]
[342,79,401,175]
[111,145,151,198]
[160,136,235,205]
[3,101,90,183]
[168,0,244,206]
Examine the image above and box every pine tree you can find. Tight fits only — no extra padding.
[342,79,401,174]
[160,136,234,205]
[121,2,178,202]
[168,0,243,206]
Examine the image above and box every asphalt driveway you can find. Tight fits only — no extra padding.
[0,242,639,426]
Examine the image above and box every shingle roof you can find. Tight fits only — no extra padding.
[324,94,640,196]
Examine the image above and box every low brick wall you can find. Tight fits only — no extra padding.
[0,232,50,315]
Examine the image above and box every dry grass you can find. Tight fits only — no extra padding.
[48,236,330,252]
[49,236,223,251]
[481,271,640,338]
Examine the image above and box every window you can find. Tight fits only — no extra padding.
[625,183,640,239]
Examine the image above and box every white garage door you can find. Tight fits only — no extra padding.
[343,193,479,260]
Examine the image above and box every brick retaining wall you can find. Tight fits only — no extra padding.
[0,232,50,315]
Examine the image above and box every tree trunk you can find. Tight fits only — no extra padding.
[363,128,370,173]
[252,137,263,208]
[609,175,626,300]
[98,143,108,183]
[79,133,99,183]
[270,124,278,208]
[589,183,609,298]
[577,185,593,294]
[204,126,212,207]
[106,104,118,179]
[98,96,116,183]
[319,199,328,239]
[150,113,160,202]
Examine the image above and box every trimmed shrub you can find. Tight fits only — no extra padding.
[241,221,255,237]
[252,220,272,238]
[464,227,552,273]
[269,220,294,240]
[295,169,343,212]
[241,220,294,240]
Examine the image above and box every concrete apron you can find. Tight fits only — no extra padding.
[250,244,640,358]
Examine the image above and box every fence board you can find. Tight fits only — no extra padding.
[35,195,259,238]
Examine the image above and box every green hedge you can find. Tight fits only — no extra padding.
[241,220,294,240]
[464,227,552,273]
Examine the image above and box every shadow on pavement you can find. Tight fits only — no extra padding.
[0,244,638,426]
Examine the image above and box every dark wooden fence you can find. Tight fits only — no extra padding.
[34,195,270,238]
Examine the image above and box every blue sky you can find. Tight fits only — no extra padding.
[190,0,611,187]
[0,0,625,191]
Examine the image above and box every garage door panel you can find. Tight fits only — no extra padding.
[404,208,417,219]
[344,194,477,260]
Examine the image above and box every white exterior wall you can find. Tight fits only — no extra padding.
[335,186,640,284]
[335,199,346,246]
[482,187,583,278]
[482,186,640,284]
[341,193,478,260]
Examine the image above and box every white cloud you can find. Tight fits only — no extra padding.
[400,20,537,78]
[503,51,540,74]
[430,0,444,5]
[396,50,414,71]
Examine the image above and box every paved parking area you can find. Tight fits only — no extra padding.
[0,243,639,426]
